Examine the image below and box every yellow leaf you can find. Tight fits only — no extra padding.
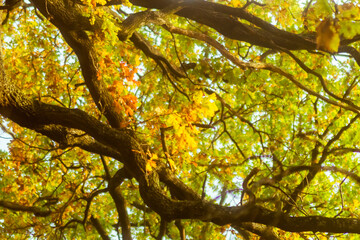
[316,18,340,53]
[146,161,153,172]
[192,91,203,104]
[151,153,158,160]
[316,0,332,14]
[168,158,175,170]
[146,152,157,173]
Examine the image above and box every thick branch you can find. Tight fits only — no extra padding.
[130,0,316,50]
[0,200,51,217]
[31,0,124,128]
[90,216,111,240]
[1,41,360,235]
[108,168,133,240]
[131,0,360,68]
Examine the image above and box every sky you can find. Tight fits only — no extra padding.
[0,127,10,152]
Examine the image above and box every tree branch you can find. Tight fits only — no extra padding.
[90,216,111,240]
[0,200,51,217]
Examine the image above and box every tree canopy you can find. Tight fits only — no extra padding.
[1,0,360,239]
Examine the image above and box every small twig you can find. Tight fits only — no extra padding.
[201,174,207,200]
[100,155,111,180]
[240,168,259,205]
[156,218,167,240]
[241,0,265,9]
[334,177,346,218]
[175,220,186,240]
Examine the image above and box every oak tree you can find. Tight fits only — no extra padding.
[0,0,360,239]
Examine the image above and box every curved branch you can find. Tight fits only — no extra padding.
[31,0,124,128]
[1,36,360,236]
[283,114,360,213]
[0,200,51,217]
[108,168,133,240]
[130,0,316,50]
[233,223,279,240]
[90,216,111,240]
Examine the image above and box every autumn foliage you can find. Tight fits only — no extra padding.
[0,0,360,239]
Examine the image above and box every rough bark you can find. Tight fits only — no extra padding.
[0,0,359,237]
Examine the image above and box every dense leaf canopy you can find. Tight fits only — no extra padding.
[0,0,360,239]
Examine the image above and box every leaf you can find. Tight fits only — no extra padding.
[167,158,175,170]
[337,3,360,20]
[1,0,360,238]
[316,18,340,52]
[145,161,153,172]
[339,21,360,39]
[315,0,332,14]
